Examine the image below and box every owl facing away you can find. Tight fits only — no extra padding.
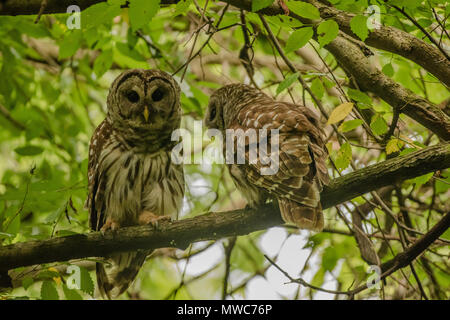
[204,84,329,231]
[86,69,185,298]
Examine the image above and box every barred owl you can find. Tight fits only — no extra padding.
[86,69,184,298]
[204,84,329,231]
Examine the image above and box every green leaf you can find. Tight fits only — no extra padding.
[435,173,450,194]
[441,226,450,240]
[93,49,113,77]
[335,142,352,171]
[399,147,417,156]
[79,266,95,295]
[322,246,339,271]
[252,0,274,12]
[382,63,394,77]
[276,72,299,95]
[285,27,313,53]
[129,0,161,31]
[83,2,121,28]
[22,277,34,290]
[350,15,369,41]
[62,284,83,300]
[408,172,433,187]
[310,77,325,99]
[14,145,44,156]
[338,119,363,132]
[347,88,372,106]
[370,115,389,135]
[231,236,265,273]
[327,102,354,125]
[311,267,325,287]
[41,281,59,300]
[386,138,404,154]
[58,30,82,59]
[16,20,51,38]
[173,0,192,16]
[286,2,320,20]
[115,42,147,62]
[317,20,339,47]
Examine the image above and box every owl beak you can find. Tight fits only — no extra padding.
[143,106,150,122]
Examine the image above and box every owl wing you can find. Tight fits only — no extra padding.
[86,119,112,231]
[235,102,329,207]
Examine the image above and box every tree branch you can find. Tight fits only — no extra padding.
[325,33,450,141]
[305,0,450,87]
[0,143,449,274]
[0,0,178,15]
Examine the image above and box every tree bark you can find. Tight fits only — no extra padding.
[0,143,449,272]
[325,34,450,141]
[305,0,450,87]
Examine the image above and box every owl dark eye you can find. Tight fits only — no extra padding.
[152,88,164,102]
[209,106,216,121]
[126,90,140,103]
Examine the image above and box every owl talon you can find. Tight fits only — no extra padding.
[100,218,120,235]
[139,211,170,230]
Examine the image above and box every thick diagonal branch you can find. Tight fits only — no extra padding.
[0,143,449,273]
[305,0,450,87]
[325,34,450,141]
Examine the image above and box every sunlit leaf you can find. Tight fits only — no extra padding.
[58,30,82,59]
[350,15,369,41]
[311,77,325,99]
[285,27,313,53]
[386,138,404,154]
[382,63,394,77]
[338,119,363,132]
[327,102,354,125]
[252,0,275,12]
[286,2,320,19]
[407,172,433,187]
[276,72,299,95]
[335,142,352,170]
[129,0,161,31]
[370,115,389,135]
[317,19,339,47]
[41,281,59,300]
[93,49,113,77]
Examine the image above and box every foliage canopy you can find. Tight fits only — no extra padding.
[0,0,449,300]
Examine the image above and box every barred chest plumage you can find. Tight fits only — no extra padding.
[97,134,184,227]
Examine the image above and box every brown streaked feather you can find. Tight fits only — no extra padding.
[207,84,329,231]
[86,119,113,231]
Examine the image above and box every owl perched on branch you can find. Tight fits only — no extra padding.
[86,69,184,299]
[204,84,329,231]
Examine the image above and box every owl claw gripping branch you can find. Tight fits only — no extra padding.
[86,69,184,299]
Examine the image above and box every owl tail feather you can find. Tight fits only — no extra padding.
[96,250,150,299]
[278,198,324,232]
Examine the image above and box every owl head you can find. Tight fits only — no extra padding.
[106,69,181,147]
[204,84,267,131]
